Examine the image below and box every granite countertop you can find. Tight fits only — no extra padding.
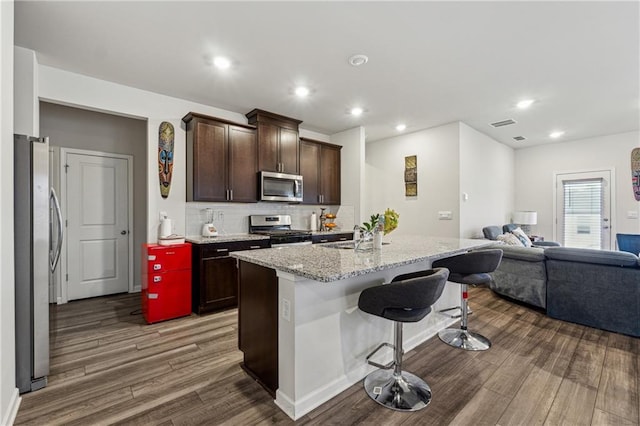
[230,235,494,282]
[186,234,270,245]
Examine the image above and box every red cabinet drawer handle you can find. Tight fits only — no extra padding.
[153,276,161,283]
[148,293,158,299]
[153,264,162,270]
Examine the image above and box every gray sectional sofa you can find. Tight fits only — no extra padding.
[481,244,640,337]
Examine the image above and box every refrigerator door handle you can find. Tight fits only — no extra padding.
[50,187,63,272]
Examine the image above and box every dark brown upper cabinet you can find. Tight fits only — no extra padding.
[300,138,342,205]
[183,112,258,202]
[246,109,302,175]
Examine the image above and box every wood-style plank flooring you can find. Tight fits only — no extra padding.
[15,288,639,425]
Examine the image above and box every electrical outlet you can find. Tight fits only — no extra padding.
[438,211,453,220]
[281,298,291,321]
[628,210,639,219]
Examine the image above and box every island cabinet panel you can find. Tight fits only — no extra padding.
[300,138,342,205]
[183,112,257,202]
[238,260,279,396]
[246,109,302,175]
[192,239,270,314]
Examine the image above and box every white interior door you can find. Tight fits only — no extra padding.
[555,170,613,250]
[66,152,129,300]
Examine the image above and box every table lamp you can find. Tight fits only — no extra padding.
[512,211,537,235]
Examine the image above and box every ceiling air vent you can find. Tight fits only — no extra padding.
[489,119,517,128]
[513,136,526,141]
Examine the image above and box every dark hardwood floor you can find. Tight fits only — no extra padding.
[15,287,639,425]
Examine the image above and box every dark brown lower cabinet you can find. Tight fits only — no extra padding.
[311,232,354,244]
[238,261,278,396]
[192,240,270,315]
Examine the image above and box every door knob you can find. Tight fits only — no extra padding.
[121,230,127,235]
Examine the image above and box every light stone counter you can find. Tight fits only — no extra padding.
[231,235,492,282]
[233,235,495,420]
[185,234,269,245]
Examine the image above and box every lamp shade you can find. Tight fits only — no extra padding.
[512,211,537,225]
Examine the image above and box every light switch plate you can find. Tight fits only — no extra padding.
[438,211,453,220]
[628,210,639,219]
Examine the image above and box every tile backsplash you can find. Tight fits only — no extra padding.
[186,202,355,237]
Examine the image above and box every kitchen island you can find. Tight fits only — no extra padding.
[231,235,493,420]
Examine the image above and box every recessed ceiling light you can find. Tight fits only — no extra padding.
[516,99,535,109]
[294,86,310,97]
[549,131,565,139]
[395,124,406,131]
[213,56,231,70]
[348,54,369,67]
[350,107,363,116]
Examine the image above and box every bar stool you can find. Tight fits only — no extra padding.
[432,249,503,351]
[358,267,449,411]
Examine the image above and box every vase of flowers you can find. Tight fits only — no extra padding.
[356,209,399,250]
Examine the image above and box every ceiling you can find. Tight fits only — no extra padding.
[14,1,640,148]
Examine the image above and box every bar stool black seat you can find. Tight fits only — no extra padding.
[358,267,449,411]
[432,249,503,351]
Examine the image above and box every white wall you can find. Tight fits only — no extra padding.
[1,2,20,425]
[37,65,246,243]
[514,131,640,241]
[13,46,37,136]
[331,126,365,224]
[459,123,515,238]
[365,122,461,238]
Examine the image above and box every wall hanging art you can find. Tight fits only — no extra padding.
[404,155,417,196]
[158,121,174,199]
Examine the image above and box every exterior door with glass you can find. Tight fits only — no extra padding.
[555,170,613,250]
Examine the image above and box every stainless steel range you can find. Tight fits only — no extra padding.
[249,215,312,247]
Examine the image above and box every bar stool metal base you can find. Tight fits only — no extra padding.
[363,369,432,411]
[438,328,491,351]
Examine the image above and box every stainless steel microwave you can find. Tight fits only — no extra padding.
[259,171,303,202]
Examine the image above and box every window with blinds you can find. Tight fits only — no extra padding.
[562,178,604,249]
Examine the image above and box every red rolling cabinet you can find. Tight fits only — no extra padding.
[142,243,192,324]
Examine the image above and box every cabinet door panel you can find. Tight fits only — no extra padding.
[229,126,258,202]
[279,127,299,174]
[200,256,237,312]
[320,145,341,205]
[257,122,279,172]
[300,140,320,204]
[193,121,227,201]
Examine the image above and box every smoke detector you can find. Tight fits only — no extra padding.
[348,54,369,67]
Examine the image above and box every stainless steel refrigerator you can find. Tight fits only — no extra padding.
[14,134,63,393]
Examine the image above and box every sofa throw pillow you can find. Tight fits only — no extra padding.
[497,232,524,246]
[511,227,533,247]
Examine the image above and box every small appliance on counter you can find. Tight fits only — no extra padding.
[159,212,172,237]
[202,208,218,237]
[158,212,185,245]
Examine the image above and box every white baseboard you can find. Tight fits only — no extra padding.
[1,388,21,426]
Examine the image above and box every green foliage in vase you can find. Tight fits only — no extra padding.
[360,214,381,233]
[360,209,399,235]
